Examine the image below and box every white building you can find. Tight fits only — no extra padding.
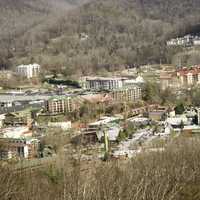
[84,76,144,91]
[87,116,122,141]
[85,77,126,90]
[0,101,13,108]
[194,39,200,46]
[16,63,41,79]
[198,109,200,125]
[48,121,72,131]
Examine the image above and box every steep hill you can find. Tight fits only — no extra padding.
[0,0,90,69]
[1,0,200,75]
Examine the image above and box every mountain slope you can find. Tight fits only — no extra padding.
[0,0,91,69]
[1,0,200,74]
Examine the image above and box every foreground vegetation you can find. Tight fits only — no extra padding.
[1,137,200,200]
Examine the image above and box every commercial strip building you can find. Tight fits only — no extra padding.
[16,63,40,79]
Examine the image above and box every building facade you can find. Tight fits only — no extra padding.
[46,96,75,114]
[0,138,39,159]
[85,77,126,90]
[0,126,39,159]
[110,86,142,102]
[16,63,40,79]
[160,65,200,89]
[176,66,200,86]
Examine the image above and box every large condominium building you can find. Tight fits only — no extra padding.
[85,77,126,90]
[16,63,40,79]
[84,76,144,91]
[160,65,200,90]
[110,86,142,102]
[46,96,75,114]
[160,72,181,90]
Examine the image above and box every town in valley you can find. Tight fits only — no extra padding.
[1,58,200,167]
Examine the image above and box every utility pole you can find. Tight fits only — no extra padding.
[101,125,109,161]
[104,128,109,160]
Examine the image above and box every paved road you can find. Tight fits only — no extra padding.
[0,103,44,114]
[0,94,51,102]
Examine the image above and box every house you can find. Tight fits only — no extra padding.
[0,126,39,159]
[0,137,39,159]
[16,63,40,79]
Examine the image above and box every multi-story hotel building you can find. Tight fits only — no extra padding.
[160,65,200,89]
[46,96,75,114]
[16,63,40,79]
[176,66,200,86]
[110,86,142,102]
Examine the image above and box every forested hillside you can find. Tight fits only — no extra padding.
[1,0,200,75]
[2,138,200,200]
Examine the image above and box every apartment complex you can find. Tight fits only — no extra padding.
[110,86,142,102]
[46,96,75,114]
[16,63,40,79]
